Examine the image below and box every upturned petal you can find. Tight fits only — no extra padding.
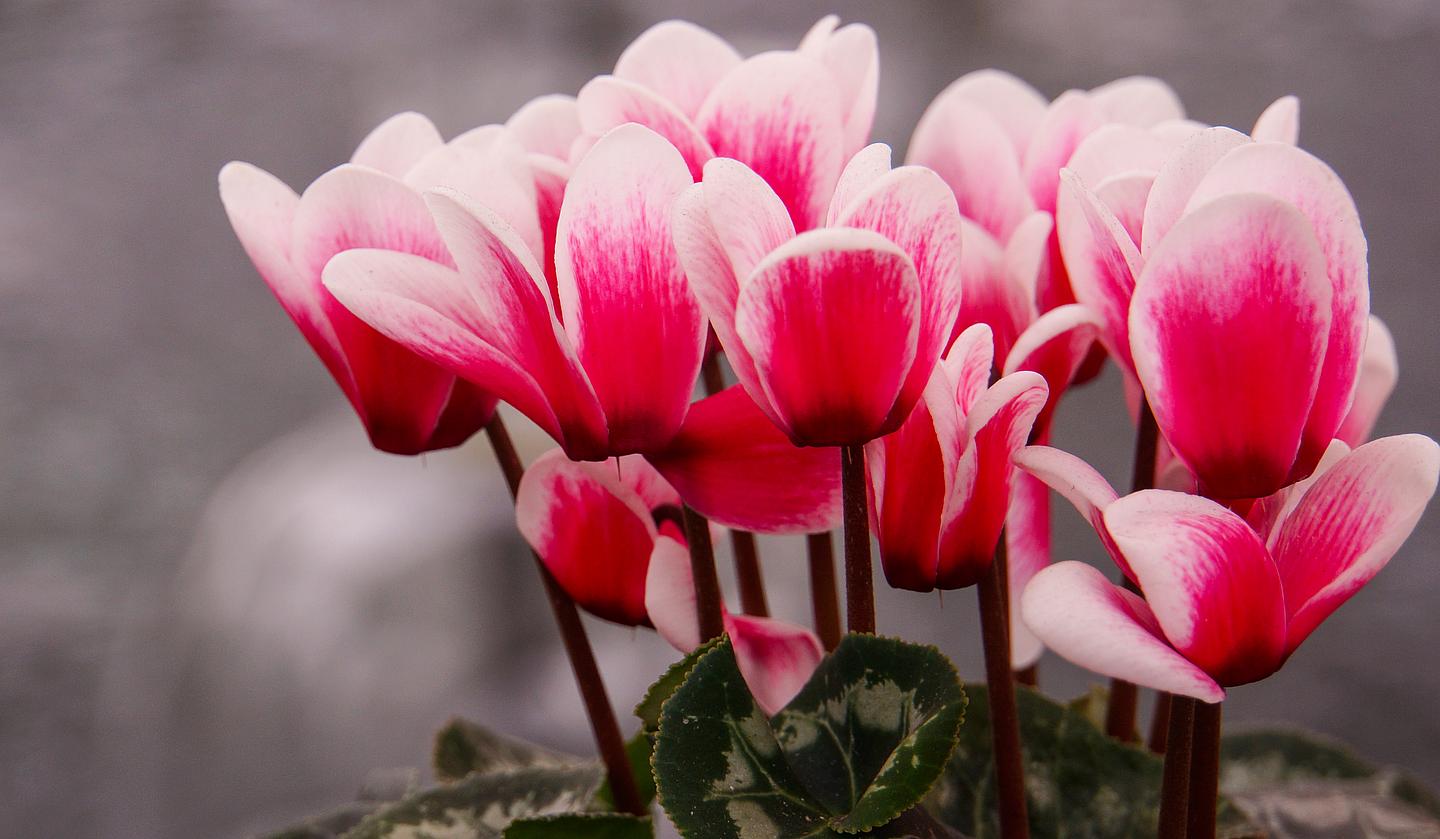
[736,228,920,446]
[1021,562,1225,703]
[555,124,705,454]
[1251,95,1300,146]
[575,76,716,178]
[1056,170,1142,373]
[1104,491,1288,686]
[506,94,583,161]
[908,92,1036,241]
[726,614,826,716]
[1003,304,1102,439]
[1131,194,1332,499]
[797,18,879,157]
[350,111,444,176]
[1088,76,1186,127]
[614,20,742,119]
[1011,445,1129,579]
[1139,126,1251,257]
[1336,315,1398,447]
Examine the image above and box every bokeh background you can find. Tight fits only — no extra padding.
[2,0,1438,836]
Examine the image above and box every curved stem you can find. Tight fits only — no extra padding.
[1149,691,1174,754]
[482,416,644,816]
[1188,701,1222,838]
[806,531,842,651]
[1107,396,1160,742]
[681,504,726,641]
[700,352,770,618]
[1158,696,1196,837]
[978,540,1030,839]
[841,443,875,634]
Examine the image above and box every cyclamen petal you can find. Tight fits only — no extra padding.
[575,76,716,178]
[1104,491,1287,686]
[727,614,826,716]
[613,20,742,119]
[1003,304,1102,439]
[1139,126,1251,257]
[1272,435,1440,654]
[647,385,842,534]
[699,157,798,283]
[1022,90,1105,214]
[1021,562,1225,703]
[1131,194,1332,499]
[1013,444,1132,581]
[736,229,921,446]
[1006,471,1052,669]
[798,20,879,157]
[646,534,702,652]
[555,124,705,454]
[506,94,582,161]
[1056,170,1141,373]
[350,111,445,176]
[517,451,661,627]
[1088,76,1186,127]
[951,221,1031,364]
[932,69,1048,156]
[1251,95,1300,146]
[867,381,950,592]
[1336,315,1398,447]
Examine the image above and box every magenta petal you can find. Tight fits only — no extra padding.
[951,220,1032,364]
[1011,444,1131,580]
[1003,304,1101,439]
[868,382,949,592]
[1104,491,1287,687]
[1187,142,1369,476]
[907,93,1036,242]
[1021,562,1225,703]
[555,124,705,454]
[1131,194,1332,499]
[648,385,842,534]
[349,111,444,176]
[614,20,742,119]
[1251,95,1300,146]
[1056,170,1142,374]
[726,613,825,716]
[575,76,716,178]
[517,450,660,627]
[736,229,920,446]
[1336,315,1398,447]
[936,371,1048,589]
[697,52,846,231]
[1272,434,1440,654]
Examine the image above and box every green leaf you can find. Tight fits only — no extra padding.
[635,636,723,732]
[594,732,658,811]
[653,634,966,838]
[928,685,1249,838]
[258,803,387,839]
[342,765,605,839]
[433,717,581,782]
[502,813,652,839]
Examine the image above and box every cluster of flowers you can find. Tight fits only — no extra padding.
[220,15,1436,721]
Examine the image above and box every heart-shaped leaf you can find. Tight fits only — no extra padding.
[434,717,582,782]
[635,636,723,732]
[653,634,965,838]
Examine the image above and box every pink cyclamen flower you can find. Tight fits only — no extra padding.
[865,324,1050,591]
[1059,125,1367,499]
[575,16,877,230]
[673,143,964,447]
[1018,435,1438,702]
[323,123,707,461]
[516,449,823,714]
[218,112,552,454]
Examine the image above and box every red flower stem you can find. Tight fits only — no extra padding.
[681,504,726,641]
[1015,665,1039,688]
[1107,395,1161,742]
[1158,695,1196,837]
[700,353,769,617]
[1149,691,1174,753]
[841,443,875,634]
[805,531,842,651]
[1187,700,1223,838]
[977,540,1030,839]
[482,416,644,817]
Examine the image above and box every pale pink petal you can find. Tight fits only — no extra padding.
[1336,315,1398,446]
[727,613,825,715]
[1248,438,1352,548]
[837,164,966,429]
[1131,194,1332,499]
[797,20,879,156]
[614,20,743,119]
[518,449,658,627]
[1089,76,1186,127]
[1065,125,1170,188]
[1251,95,1300,146]
[1094,173,1155,247]
[1055,170,1142,373]
[555,124,705,454]
[350,111,444,176]
[1006,470,1052,668]
[1003,303,1101,438]
[907,93,1036,241]
[1139,126,1251,257]
[697,51,846,231]
[936,371,1048,588]
[404,131,543,264]
[944,322,997,417]
[647,384,842,534]
[1022,90,1105,213]
[1150,118,1208,149]
[646,534,702,652]
[951,220,1031,364]
[1021,562,1225,703]
[826,143,893,226]
[1272,434,1440,654]
[1104,491,1287,686]
[699,157,797,283]
[797,14,839,47]
[575,75,716,178]
[936,69,1049,155]
[219,162,351,393]
[736,228,920,446]
[1012,444,1130,580]
[506,94,582,161]
[529,157,569,306]
[1187,142,1369,475]
[1002,211,1052,313]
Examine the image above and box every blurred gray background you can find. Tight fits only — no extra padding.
[1,0,1437,836]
